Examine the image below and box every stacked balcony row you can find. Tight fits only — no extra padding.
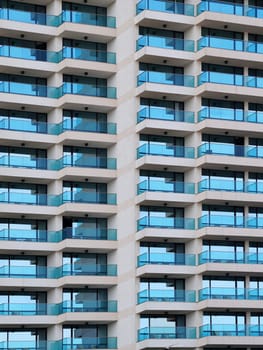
[137,0,263,19]
[0,1,116,27]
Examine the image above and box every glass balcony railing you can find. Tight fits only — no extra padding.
[138,289,196,303]
[0,228,117,242]
[200,324,263,337]
[0,45,60,63]
[0,155,59,170]
[199,287,263,301]
[0,300,117,315]
[137,252,196,266]
[138,179,195,194]
[0,8,117,28]
[62,155,117,170]
[0,81,62,98]
[197,0,263,19]
[200,324,246,337]
[63,118,117,134]
[0,340,59,350]
[0,154,116,170]
[0,117,61,135]
[62,47,116,64]
[198,71,263,88]
[62,300,117,313]
[198,142,244,157]
[62,228,117,241]
[0,228,57,242]
[62,191,117,205]
[198,107,263,123]
[62,11,116,28]
[0,8,60,26]
[0,46,116,65]
[137,35,195,52]
[62,263,117,276]
[138,71,195,87]
[138,107,195,123]
[0,192,60,206]
[0,81,117,99]
[198,215,263,229]
[63,337,117,350]
[199,250,263,264]
[137,143,195,159]
[136,0,195,16]
[0,264,117,278]
[138,216,195,230]
[0,191,117,206]
[138,326,197,341]
[198,37,263,54]
[63,82,116,99]
[0,265,59,279]
[0,303,59,315]
[199,178,263,193]
[198,142,263,158]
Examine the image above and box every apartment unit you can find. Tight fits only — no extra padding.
[1,0,263,349]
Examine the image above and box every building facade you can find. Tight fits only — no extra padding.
[0,0,263,349]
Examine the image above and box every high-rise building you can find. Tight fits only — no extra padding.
[1,0,263,349]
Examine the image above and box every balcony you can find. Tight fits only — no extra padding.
[62,47,116,64]
[138,326,196,341]
[199,250,263,264]
[198,37,263,54]
[198,215,263,228]
[62,10,116,28]
[0,117,60,135]
[137,143,195,159]
[0,45,60,63]
[197,0,263,19]
[62,227,117,241]
[0,265,58,279]
[198,178,263,194]
[0,191,117,206]
[199,287,263,301]
[62,82,116,99]
[198,107,263,123]
[62,191,117,205]
[0,300,117,315]
[138,106,194,123]
[0,192,59,206]
[137,252,196,267]
[138,71,195,87]
[0,263,117,279]
[138,180,195,194]
[0,81,61,98]
[63,337,117,349]
[0,303,58,315]
[136,0,195,16]
[0,118,116,135]
[0,46,116,65]
[0,155,58,170]
[138,216,195,230]
[138,289,196,303]
[0,340,58,350]
[198,71,263,89]
[198,142,263,158]
[0,8,60,26]
[137,36,195,52]
[63,118,116,134]
[200,324,263,337]
[62,300,117,313]
[62,263,117,277]
[62,155,117,170]
[0,227,117,242]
